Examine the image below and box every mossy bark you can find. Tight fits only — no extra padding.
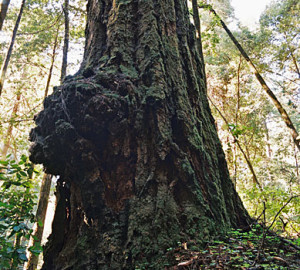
[30,0,250,269]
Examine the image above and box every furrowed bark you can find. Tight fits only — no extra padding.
[30,1,250,269]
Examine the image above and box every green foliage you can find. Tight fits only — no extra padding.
[0,155,40,270]
[228,123,253,138]
[0,0,85,267]
[0,0,86,267]
[239,185,300,234]
[258,0,299,113]
[202,0,300,239]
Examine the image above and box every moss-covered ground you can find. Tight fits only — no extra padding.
[156,224,300,270]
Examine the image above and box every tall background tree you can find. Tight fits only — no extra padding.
[0,0,11,30]
[60,0,69,82]
[0,0,26,96]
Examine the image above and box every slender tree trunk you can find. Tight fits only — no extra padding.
[233,142,237,188]
[25,36,59,268]
[25,174,52,270]
[30,1,250,269]
[264,120,273,182]
[295,144,299,180]
[264,120,272,159]
[0,0,26,96]
[45,26,60,98]
[199,4,300,151]
[232,56,242,187]
[0,0,11,30]
[60,0,69,83]
[10,234,22,269]
[235,55,242,125]
[283,32,300,78]
[289,49,300,78]
[1,93,21,158]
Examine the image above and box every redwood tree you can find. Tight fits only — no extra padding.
[29,0,249,269]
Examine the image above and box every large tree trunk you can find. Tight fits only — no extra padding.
[29,0,250,269]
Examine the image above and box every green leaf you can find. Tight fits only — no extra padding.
[0,160,9,165]
[0,202,9,207]
[21,155,27,162]
[3,182,11,189]
[11,164,20,169]
[37,219,43,227]
[17,248,26,254]
[30,249,42,255]
[18,253,28,261]
[13,225,20,232]
[0,224,8,229]
[19,171,27,177]
[0,174,8,180]
[7,247,14,253]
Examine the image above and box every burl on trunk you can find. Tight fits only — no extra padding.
[30,0,249,269]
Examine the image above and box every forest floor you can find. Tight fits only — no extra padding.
[165,225,300,270]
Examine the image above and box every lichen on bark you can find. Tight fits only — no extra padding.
[30,0,250,269]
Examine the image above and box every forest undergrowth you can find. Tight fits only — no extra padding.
[165,225,300,270]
